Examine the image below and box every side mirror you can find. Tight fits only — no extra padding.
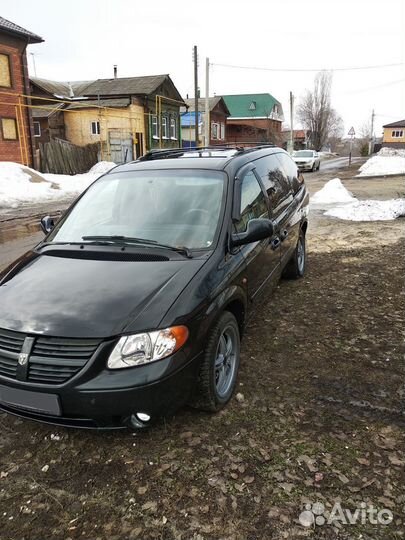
[40,215,55,235]
[231,218,274,248]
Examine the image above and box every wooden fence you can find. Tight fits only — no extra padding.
[39,138,99,175]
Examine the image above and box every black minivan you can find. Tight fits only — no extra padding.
[0,146,309,429]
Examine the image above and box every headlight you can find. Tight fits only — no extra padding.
[107,326,189,369]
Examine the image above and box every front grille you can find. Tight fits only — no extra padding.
[0,329,101,385]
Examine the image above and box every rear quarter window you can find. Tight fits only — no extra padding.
[275,153,301,193]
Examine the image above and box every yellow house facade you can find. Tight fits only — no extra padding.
[382,119,405,148]
[64,99,146,161]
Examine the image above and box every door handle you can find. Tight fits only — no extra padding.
[270,237,281,250]
[280,229,289,241]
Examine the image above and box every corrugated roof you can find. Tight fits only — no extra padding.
[182,97,230,115]
[66,98,130,109]
[82,75,168,97]
[222,93,282,120]
[31,74,184,104]
[0,16,43,43]
[383,119,405,128]
[31,77,94,98]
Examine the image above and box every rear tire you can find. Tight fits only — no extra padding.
[283,230,306,279]
[191,312,240,412]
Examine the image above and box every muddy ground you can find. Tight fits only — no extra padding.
[0,165,404,539]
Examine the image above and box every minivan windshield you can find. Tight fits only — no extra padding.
[47,170,226,250]
[293,150,314,157]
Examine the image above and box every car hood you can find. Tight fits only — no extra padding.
[294,157,313,163]
[0,248,206,338]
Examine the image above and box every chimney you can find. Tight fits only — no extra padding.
[68,82,74,98]
[113,65,117,79]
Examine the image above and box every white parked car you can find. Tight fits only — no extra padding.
[292,150,320,172]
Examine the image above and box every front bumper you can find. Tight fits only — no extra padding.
[0,347,202,429]
[296,162,314,170]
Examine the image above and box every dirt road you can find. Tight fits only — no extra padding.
[0,167,404,539]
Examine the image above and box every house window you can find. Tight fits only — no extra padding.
[212,122,219,140]
[392,130,404,138]
[170,117,177,139]
[1,118,18,140]
[33,121,41,137]
[0,54,11,88]
[152,115,159,138]
[220,123,225,140]
[249,101,256,111]
[90,121,100,135]
[161,116,168,139]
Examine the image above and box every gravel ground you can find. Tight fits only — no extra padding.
[0,166,404,540]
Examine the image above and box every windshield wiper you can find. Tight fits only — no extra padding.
[81,235,193,258]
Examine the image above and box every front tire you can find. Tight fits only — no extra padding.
[283,230,306,279]
[192,312,240,412]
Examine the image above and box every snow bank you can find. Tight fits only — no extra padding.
[0,161,116,208]
[325,199,405,221]
[312,178,405,221]
[0,163,56,209]
[310,178,355,204]
[358,147,405,177]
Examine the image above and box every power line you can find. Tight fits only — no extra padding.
[343,78,405,94]
[211,62,404,73]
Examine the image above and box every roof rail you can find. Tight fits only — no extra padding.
[137,143,277,162]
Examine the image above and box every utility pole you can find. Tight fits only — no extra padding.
[368,109,375,155]
[289,91,294,153]
[193,45,199,147]
[204,57,210,147]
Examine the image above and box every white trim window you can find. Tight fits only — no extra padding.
[220,123,225,140]
[392,130,404,138]
[33,121,41,137]
[152,115,159,139]
[90,121,100,135]
[161,116,168,139]
[170,117,177,140]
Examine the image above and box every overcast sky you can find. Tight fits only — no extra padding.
[2,0,404,136]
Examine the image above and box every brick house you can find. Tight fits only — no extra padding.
[0,16,43,167]
[222,93,284,146]
[382,120,405,149]
[282,129,309,150]
[181,97,230,147]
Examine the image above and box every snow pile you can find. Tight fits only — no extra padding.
[0,161,116,208]
[310,178,355,204]
[377,147,405,158]
[358,147,405,177]
[88,161,116,174]
[312,178,405,221]
[0,163,56,208]
[325,199,405,221]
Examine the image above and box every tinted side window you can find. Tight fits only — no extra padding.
[275,153,300,193]
[254,155,290,210]
[235,171,268,233]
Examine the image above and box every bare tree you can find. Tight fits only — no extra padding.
[297,71,343,151]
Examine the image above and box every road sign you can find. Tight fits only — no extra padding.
[348,126,355,137]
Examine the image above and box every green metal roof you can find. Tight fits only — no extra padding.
[222,93,282,119]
